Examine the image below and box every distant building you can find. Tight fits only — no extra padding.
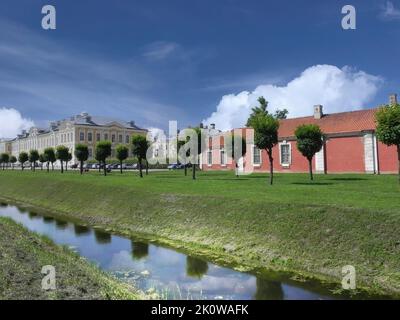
[0,112,147,164]
[202,95,399,174]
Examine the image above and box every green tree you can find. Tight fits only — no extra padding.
[28,150,39,172]
[295,124,324,181]
[250,114,279,185]
[38,153,47,171]
[274,108,289,120]
[74,144,89,175]
[9,156,17,170]
[95,141,112,176]
[18,152,28,171]
[56,146,69,173]
[0,153,9,170]
[376,103,400,183]
[225,133,247,177]
[131,135,149,178]
[65,153,72,171]
[116,144,129,174]
[190,127,204,180]
[177,139,188,176]
[44,147,56,172]
[246,96,269,127]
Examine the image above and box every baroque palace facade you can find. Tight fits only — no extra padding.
[0,112,147,164]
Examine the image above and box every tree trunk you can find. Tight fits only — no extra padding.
[103,161,107,176]
[22,164,24,171]
[33,162,36,172]
[47,162,49,172]
[192,163,196,180]
[120,160,123,174]
[52,162,54,171]
[397,145,400,184]
[308,158,314,181]
[41,164,43,171]
[61,161,64,173]
[65,162,68,172]
[268,149,273,185]
[138,159,143,178]
[80,160,83,175]
[146,160,148,175]
[184,165,187,176]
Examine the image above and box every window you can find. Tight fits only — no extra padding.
[112,134,115,143]
[88,132,93,142]
[253,146,261,165]
[119,134,123,143]
[280,143,291,165]
[96,133,101,141]
[126,135,130,143]
[80,132,85,141]
[104,133,109,141]
[207,149,212,166]
[220,149,226,165]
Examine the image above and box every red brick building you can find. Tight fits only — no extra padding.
[201,95,399,174]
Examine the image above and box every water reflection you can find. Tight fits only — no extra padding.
[43,216,55,224]
[0,202,7,207]
[254,278,284,300]
[186,256,208,279]
[94,229,112,244]
[0,203,347,300]
[74,224,90,236]
[55,219,69,230]
[131,241,149,260]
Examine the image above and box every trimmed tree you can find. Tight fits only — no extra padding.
[18,152,28,171]
[56,146,69,173]
[191,127,203,180]
[294,124,324,181]
[116,144,129,174]
[95,141,112,176]
[225,132,247,177]
[9,156,17,170]
[39,154,47,171]
[0,153,9,170]
[250,114,279,185]
[29,150,39,172]
[376,103,400,183]
[75,144,89,175]
[44,147,56,172]
[131,135,149,178]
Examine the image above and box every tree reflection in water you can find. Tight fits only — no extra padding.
[186,256,208,279]
[74,224,90,236]
[94,229,111,244]
[131,241,149,260]
[254,278,284,300]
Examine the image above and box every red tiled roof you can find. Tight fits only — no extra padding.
[278,108,378,137]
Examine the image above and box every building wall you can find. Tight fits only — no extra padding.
[377,142,398,173]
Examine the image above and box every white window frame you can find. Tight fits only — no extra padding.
[252,145,261,166]
[207,149,212,167]
[79,131,85,142]
[279,141,291,167]
[220,148,227,166]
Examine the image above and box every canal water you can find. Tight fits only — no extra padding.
[0,203,349,300]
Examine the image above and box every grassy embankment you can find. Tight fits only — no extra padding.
[0,170,399,297]
[0,217,142,300]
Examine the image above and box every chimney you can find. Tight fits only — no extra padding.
[314,105,323,119]
[389,94,398,106]
[199,123,204,129]
[210,123,216,130]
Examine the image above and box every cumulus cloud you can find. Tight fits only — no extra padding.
[0,108,34,138]
[203,65,382,131]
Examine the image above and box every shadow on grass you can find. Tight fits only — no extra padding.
[291,182,334,186]
[329,177,367,181]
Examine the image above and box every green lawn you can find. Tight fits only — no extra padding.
[0,169,399,297]
[0,217,142,300]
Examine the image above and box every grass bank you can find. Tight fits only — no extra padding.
[0,170,399,297]
[0,217,142,300]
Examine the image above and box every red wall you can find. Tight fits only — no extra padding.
[378,142,398,173]
[324,136,365,173]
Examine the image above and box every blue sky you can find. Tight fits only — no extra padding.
[0,0,400,136]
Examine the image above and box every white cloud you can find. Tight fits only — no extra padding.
[0,108,34,138]
[203,65,382,131]
[380,1,400,20]
[142,41,179,61]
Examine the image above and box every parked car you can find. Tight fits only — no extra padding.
[168,163,186,170]
[70,163,78,169]
[125,163,137,170]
